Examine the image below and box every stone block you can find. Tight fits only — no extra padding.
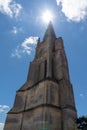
[62,108,77,130]
[39,61,45,81]
[46,81,60,106]
[22,107,43,130]
[4,113,22,130]
[27,62,39,84]
[10,91,27,112]
[55,37,64,51]
[26,81,46,110]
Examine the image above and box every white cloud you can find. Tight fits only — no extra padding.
[56,0,87,22]
[11,36,39,58]
[0,105,10,113]
[0,123,4,130]
[10,1,22,18]
[0,0,22,18]
[0,105,9,130]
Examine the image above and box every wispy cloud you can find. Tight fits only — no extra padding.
[11,36,39,58]
[11,26,23,34]
[56,0,87,22]
[80,93,84,97]
[0,123,4,130]
[11,26,18,34]
[0,105,10,113]
[0,0,22,18]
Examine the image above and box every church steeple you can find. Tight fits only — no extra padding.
[4,21,77,130]
[43,22,56,42]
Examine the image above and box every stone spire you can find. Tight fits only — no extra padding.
[4,22,77,130]
[43,21,56,43]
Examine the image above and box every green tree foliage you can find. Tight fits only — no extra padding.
[77,116,87,130]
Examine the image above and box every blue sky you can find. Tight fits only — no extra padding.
[0,0,87,129]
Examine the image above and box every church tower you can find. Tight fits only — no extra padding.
[4,22,77,130]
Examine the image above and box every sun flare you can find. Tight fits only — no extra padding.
[42,10,53,23]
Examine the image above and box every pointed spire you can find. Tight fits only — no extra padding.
[43,21,56,42]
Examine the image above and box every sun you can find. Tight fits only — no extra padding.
[42,10,53,23]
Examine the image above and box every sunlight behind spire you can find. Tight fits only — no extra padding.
[41,10,53,23]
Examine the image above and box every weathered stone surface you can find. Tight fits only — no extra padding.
[10,91,27,112]
[22,107,61,130]
[22,107,43,130]
[62,108,77,130]
[24,80,60,110]
[26,81,45,109]
[45,81,60,106]
[59,79,76,109]
[4,113,22,130]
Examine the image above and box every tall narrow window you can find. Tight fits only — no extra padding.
[52,58,54,79]
[44,60,47,79]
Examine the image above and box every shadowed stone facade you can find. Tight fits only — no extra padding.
[4,22,77,130]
